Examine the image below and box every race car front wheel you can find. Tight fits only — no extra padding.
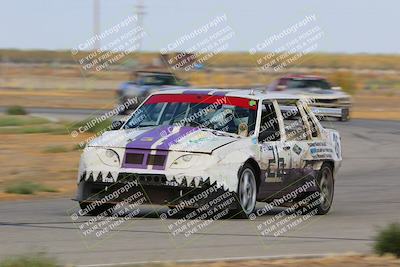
[237,164,257,217]
[315,163,334,215]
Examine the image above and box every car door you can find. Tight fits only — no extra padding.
[256,100,292,200]
[277,100,315,188]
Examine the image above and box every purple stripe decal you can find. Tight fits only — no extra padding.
[126,126,169,150]
[156,126,198,150]
[182,90,213,95]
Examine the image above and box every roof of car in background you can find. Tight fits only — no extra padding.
[280,74,325,80]
[136,70,176,75]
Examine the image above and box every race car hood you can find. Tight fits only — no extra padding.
[88,126,239,154]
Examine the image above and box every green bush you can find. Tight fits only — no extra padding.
[5,181,57,195]
[0,115,48,127]
[374,222,400,257]
[42,145,69,153]
[72,143,85,151]
[6,106,28,115]
[0,253,57,267]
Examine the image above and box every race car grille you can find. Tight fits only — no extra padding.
[147,154,166,166]
[116,173,211,188]
[117,173,167,185]
[123,149,168,170]
[125,153,144,164]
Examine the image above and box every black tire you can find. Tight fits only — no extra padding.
[79,202,115,216]
[315,163,335,215]
[235,164,257,218]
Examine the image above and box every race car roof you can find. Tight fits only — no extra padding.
[151,88,306,100]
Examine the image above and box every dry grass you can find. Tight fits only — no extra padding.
[134,254,400,267]
[352,95,400,120]
[0,253,57,267]
[0,88,117,109]
[0,133,89,200]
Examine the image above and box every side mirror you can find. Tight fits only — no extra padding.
[110,120,124,130]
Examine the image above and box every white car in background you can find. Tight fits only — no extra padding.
[75,88,342,217]
[267,75,352,121]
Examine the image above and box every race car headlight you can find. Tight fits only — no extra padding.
[96,148,121,167]
[170,154,201,169]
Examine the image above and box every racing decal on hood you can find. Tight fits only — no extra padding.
[156,127,198,150]
[126,126,171,150]
[122,126,200,170]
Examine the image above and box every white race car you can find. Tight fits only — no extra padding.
[267,75,352,121]
[75,88,342,217]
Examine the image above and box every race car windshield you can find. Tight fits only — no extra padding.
[287,79,331,90]
[138,75,179,86]
[124,95,257,136]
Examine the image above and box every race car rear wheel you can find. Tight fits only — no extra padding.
[315,163,334,215]
[79,202,115,216]
[236,164,257,217]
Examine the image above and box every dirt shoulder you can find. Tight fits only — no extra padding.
[143,254,399,267]
[352,94,400,121]
[0,132,89,201]
[0,88,117,110]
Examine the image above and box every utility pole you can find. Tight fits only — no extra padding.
[93,0,100,50]
[135,0,145,51]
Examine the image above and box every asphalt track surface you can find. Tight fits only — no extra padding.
[0,111,399,266]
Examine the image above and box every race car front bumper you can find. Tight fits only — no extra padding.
[75,172,233,209]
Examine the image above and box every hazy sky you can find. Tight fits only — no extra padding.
[1,0,398,54]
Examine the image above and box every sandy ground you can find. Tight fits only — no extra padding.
[352,94,400,120]
[0,88,117,109]
[159,255,400,267]
[0,133,90,201]
[150,255,400,267]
